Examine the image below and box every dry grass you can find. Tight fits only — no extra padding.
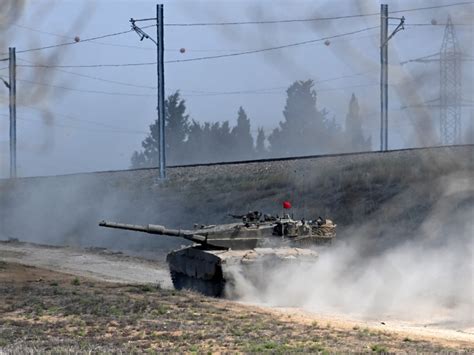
[1,262,471,353]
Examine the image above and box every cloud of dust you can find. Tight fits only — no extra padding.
[0,172,187,259]
[0,1,94,160]
[226,172,473,324]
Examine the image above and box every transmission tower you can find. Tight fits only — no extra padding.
[440,16,462,145]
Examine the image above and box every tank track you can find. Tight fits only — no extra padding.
[170,270,226,297]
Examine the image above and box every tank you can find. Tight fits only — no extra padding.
[99,211,336,297]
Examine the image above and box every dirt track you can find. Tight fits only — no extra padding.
[0,241,172,287]
[0,240,472,351]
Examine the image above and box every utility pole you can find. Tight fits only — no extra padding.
[380,4,388,152]
[156,4,166,179]
[130,4,166,180]
[9,47,16,178]
[379,5,404,152]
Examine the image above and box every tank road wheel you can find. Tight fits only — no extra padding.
[170,270,225,297]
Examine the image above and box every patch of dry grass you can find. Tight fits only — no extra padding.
[1,262,470,353]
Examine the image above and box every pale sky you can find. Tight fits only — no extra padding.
[0,0,472,177]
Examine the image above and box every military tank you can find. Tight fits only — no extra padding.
[99,210,335,297]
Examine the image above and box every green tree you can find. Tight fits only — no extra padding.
[344,93,371,152]
[131,91,190,168]
[211,121,233,161]
[255,127,267,158]
[183,120,205,164]
[268,79,333,156]
[231,106,255,160]
[183,120,234,164]
[166,91,190,163]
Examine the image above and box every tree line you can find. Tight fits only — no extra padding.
[131,79,371,168]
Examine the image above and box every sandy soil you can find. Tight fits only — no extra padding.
[256,306,474,348]
[0,240,472,350]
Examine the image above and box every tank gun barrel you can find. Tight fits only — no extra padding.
[99,220,207,243]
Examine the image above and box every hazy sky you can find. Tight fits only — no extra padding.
[0,0,472,177]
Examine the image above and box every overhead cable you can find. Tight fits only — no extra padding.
[163,12,379,26]
[135,1,474,26]
[12,23,158,51]
[18,26,378,68]
[19,105,149,133]
[17,79,156,97]
[1,1,471,56]
[17,58,156,89]
[0,29,134,55]
[389,1,474,14]
[15,70,373,97]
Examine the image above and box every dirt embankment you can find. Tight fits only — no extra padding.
[1,260,472,353]
[0,145,472,254]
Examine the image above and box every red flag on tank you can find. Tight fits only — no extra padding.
[282,201,292,209]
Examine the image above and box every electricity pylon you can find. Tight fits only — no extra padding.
[440,15,462,145]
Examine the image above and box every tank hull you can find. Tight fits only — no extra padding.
[166,246,318,297]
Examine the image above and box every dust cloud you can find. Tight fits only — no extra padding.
[0,1,93,174]
[0,172,187,258]
[227,173,473,325]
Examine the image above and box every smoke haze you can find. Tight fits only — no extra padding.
[227,172,473,325]
[0,1,472,177]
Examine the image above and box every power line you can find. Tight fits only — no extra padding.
[13,106,149,134]
[2,1,471,57]
[0,114,149,135]
[13,70,373,97]
[133,1,474,26]
[12,23,158,51]
[0,29,135,56]
[12,23,78,39]
[19,61,156,68]
[185,82,378,97]
[18,26,378,68]
[400,52,474,65]
[16,78,156,97]
[17,58,156,89]
[163,12,379,26]
[400,52,441,65]
[167,26,378,63]
[11,23,377,54]
[185,80,377,96]
[405,23,473,27]
[389,1,474,14]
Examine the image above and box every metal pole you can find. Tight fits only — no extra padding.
[383,4,388,151]
[9,47,16,178]
[380,4,388,151]
[157,4,166,179]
